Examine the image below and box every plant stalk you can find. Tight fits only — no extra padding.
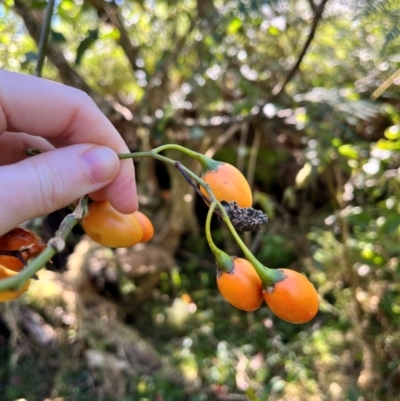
[35,0,56,77]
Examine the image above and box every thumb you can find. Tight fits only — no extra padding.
[0,144,119,234]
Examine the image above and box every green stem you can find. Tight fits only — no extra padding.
[151,144,205,163]
[139,144,219,170]
[221,212,285,287]
[205,202,234,273]
[0,197,88,293]
[205,203,223,256]
[0,247,57,292]
[119,151,218,202]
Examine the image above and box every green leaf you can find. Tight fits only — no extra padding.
[268,26,280,36]
[59,0,75,11]
[345,211,372,228]
[338,144,358,159]
[295,162,312,190]
[29,1,48,10]
[50,30,66,43]
[384,124,400,140]
[376,138,400,150]
[253,191,276,218]
[75,29,99,65]
[99,27,121,41]
[381,214,400,233]
[226,18,242,35]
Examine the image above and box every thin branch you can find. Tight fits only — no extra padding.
[237,122,249,172]
[205,123,241,158]
[243,126,261,247]
[371,68,400,99]
[102,1,141,73]
[174,161,211,204]
[307,0,317,13]
[246,126,261,189]
[35,0,55,77]
[271,0,329,97]
[14,0,95,94]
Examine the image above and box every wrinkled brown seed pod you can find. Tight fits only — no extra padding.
[217,201,268,231]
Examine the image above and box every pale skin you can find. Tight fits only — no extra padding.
[0,70,138,236]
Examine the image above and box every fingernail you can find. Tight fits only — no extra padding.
[82,146,119,184]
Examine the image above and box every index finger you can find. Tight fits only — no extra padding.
[0,70,137,214]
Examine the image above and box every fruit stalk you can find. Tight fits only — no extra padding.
[205,202,234,272]
[119,151,218,203]
[220,211,285,287]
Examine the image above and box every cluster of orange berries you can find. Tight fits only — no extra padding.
[0,158,318,324]
[200,161,318,324]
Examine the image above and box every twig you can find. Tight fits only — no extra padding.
[250,227,266,254]
[102,1,141,73]
[174,161,211,204]
[271,0,329,97]
[237,122,249,172]
[307,0,317,12]
[371,68,400,100]
[35,0,55,77]
[246,127,261,189]
[205,123,241,158]
[13,0,116,115]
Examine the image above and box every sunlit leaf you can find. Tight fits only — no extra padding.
[338,144,358,159]
[59,0,75,11]
[268,26,280,36]
[384,124,400,140]
[29,1,47,10]
[295,162,312,190]
[226,18,242,35]
[75,29,98,66]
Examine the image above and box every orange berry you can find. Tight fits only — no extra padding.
[200,162,252,208]
[263,269,318,324]
[217,258,263,311]
[134,211,154,243]
[0,264,30,302]
[82,201,143,248]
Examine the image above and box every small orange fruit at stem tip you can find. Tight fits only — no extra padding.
[217,258,263,311]
[134,211,154,243]
[0,264,31,302]
[200,162,253,208]
[82,201,144,248]
[263,268,318,324]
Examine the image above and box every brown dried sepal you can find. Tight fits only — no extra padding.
[218,201,268,232]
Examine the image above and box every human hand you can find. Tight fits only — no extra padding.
[0,70,138,235]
